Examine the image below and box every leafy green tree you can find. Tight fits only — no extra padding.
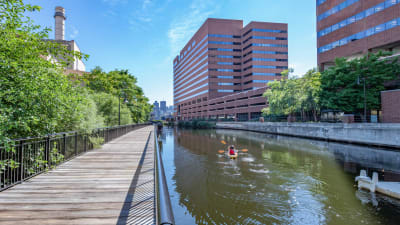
[0,0,94,141]
[262,69,321,121]
[81,67,152,123]
[320,52,400,115]
[91,92,132,126]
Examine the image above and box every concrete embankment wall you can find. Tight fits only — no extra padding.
[216,122,400,149]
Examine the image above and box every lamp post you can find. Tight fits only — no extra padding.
[357,75,367,122]
[118,92,128,126]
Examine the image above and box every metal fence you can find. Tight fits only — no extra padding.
[154,126,175,225]
[0,123,149,192]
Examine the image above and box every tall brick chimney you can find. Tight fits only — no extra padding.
[54,6,66,40]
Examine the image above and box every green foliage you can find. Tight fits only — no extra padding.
[320,52,400,113]
[80,67,153,123]
[263,69,321,121]
[91,92,132,126]
[177,120,216,129]
[89,136,104,149]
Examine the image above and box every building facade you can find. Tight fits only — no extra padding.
[173,18,288,121]
[317,0,400,70]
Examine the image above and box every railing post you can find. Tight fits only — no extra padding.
[63,134,66,157]
[19,141,24,182]
[45,137,50,168]
[74,132,78,156]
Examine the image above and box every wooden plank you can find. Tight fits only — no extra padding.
[0,126,155,224]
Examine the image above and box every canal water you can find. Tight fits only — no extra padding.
[158,128,400,225]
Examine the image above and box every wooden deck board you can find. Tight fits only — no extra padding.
[0,126,155,225]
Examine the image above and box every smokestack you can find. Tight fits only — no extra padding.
[54,6,66,40]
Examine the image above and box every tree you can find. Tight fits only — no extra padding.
[0,0,95,141]
[91,92,132,126]
[320,52,400,116]
[80,67,153,123]
[262,69,321,121]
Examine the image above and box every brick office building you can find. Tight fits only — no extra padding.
[317,0,400,122]
[173,18,288,121]
[317,0,400,70]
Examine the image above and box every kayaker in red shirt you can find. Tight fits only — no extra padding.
[229,145,236,155]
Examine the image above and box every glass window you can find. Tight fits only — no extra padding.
[355,31,365,40]
[385,0,397,8]
[386,19,397,29]
[375,24,385,33]
[339,38,348,46]
[355,12,364,21]
[365,7,374,17]
[366,27,375,36]
[347,16,356,25]
[332,24,340,32]
[375,3,385,13]
[340,20,347,28]
[332,41,340,48]
[339,1,347,10]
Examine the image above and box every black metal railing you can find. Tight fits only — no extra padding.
[0,123,149,192]
[154,126,175,225]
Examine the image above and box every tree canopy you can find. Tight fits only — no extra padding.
[320,52,400,113]
[262,69,321,121]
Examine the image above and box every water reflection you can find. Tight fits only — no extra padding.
[159,128,400,225]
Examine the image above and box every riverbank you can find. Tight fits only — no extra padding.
[216,122,400,149]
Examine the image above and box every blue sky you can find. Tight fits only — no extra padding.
[26,0,317,106]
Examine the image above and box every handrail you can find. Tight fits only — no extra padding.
[154,126,175,225]
[0,123,150,191]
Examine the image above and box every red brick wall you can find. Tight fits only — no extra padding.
[381,89,400,123]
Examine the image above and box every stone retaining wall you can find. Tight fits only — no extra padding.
[216,122,400,149]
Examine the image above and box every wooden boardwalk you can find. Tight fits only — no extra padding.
[0,126,155,225]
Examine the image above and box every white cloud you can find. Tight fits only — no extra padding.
[69,25,79,39]
[167,0,220,56]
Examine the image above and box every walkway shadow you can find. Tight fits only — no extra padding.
[117,132,155,225]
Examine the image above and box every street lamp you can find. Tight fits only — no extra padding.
[357,75,367,123]
[118,93,128,126]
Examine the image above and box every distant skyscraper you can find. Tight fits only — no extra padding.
[160,101,167,113]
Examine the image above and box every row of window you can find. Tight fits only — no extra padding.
[218,82,240,86]
[243,65,288,71]
[244,72,281,77]
[174,49,207,79]
[215,55,242,59]
[176,35,207,67]
[319,17,400,53]
[244,80,272,85]
[209,41,241,45]
[317,0,327,6]
[243,36,287,44]
[209,34,241,38]
[174,82,208,100]
[213,75,241,79]
[209,68,242,72]
[175,90,208,104]
[243,43,288,51]
[175,54,207,82]
[209,48,242,52]
[243,28,287,37]
[216,62,241,65]
[243,57,288,64]
[318,0,399,38]
[175,76,208,96]
[318,0,360,21]
[243,50,288,58]
[217,90,235,93]
[175,63,208,89]
[174,35,208,71]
